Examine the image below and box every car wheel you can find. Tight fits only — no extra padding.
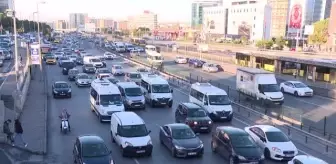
[68,94,72,98]
[121,146,127,157]
[211,140,217,153]
[150,100,155,108]
[281,87,284,93]
[294,91,299,97]
[160,138,164,145]
[229,156,234,164]
[98,114,103,123]
[111,131,115,143]
[53,93,56,99]
[171,147,176,157]
[168,102,173,108]
[264,148,271,159]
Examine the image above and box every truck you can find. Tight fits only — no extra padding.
[236,67,284,105]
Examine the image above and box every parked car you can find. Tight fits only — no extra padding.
[280,81,313,97]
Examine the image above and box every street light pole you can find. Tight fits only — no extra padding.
[36,1,45,81]
[11,0,19,91]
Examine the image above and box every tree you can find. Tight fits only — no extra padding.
[255,40,274,49]
[308,19,329,45]
[240,36,248,44]
[275,36,286,49]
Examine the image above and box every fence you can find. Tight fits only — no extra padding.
[121,53,336,162]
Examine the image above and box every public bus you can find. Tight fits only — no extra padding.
[145,45,163,66]
[131,38,146,46]
[41,45,52,54]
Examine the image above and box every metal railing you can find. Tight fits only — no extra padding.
[120,53,336,160]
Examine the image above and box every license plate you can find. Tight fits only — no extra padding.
[200,127,208,129]
[220,117,227,119]
[285,154,293,157]
[161,103,166,105]
[136,150,145,153]
[249,162,258,164]
[135,105,140,107]
[60,93,65,95]
[188,152,197,155]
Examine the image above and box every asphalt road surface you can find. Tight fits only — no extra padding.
[45,41,334,164]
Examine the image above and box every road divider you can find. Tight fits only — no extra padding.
[115,52,336,160]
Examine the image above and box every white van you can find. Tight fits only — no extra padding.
[116,82,145,110]
[236,67,284,105]
[110,112,153,157]
[189,83,233,122]
[84,56,104,68]
[115,43,126,52]
[140,74,173,108]
[90,79,125,122]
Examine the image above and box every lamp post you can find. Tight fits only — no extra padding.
[36,1,46,81]
[33,12,37,32]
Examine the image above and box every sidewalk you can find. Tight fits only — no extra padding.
[0,144,44,164]
[18,67,47,154]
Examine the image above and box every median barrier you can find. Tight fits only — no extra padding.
[119,53,336,158]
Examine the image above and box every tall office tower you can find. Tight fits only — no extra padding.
[191,0,222,28]
[69,13,88,29]
[268,0,290,37]
[0,0,9,13]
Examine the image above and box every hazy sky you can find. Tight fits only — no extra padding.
[15,0,192,22]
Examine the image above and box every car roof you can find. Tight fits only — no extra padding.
[77,73,88,76]
[294,155,327,163]
[78,135,104,144]
[129,72,140,74]
[166,123,189,129]
[287,81,303,84]
[113,112,144,125]
[54,81,68,84]
[117,82,139,88]
[253,125,280,132]
[141,74,168,85]
[217,126,247,136]
[191,83,227,96]
[181,102,201,109]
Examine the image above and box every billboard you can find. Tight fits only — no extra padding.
[30,44,40,65]
[289,3,303,29]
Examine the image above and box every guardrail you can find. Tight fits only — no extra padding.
[119,52,336,160]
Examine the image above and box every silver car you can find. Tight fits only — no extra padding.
[75,73,92,87]
[125,72,142,84]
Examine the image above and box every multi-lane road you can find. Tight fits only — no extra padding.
[45,41,335,164]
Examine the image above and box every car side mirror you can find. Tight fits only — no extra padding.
[148,130,151,134]
[204,101,208,105]
[260,137,266,143]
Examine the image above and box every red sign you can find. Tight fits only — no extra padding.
[289,4,302,29]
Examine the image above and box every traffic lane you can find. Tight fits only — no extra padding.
[46,62,135,164]
[158,54,335,113]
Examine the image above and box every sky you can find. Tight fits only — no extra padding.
[14,0,193,22]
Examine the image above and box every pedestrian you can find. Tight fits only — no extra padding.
[3,119,14,146]
[293,70,297,79]
[14,119,28,147]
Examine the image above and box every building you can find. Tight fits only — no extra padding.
[191,0,222,28]
[0,0,9,13]
[203,6,228,36]
[117,21,128,30]
[268,0,290,37]
[128,11,158,30]
[312,0,332,22]
[69,13,88,29]
[226,0,272,41]
[55,20,67,30]
[85,23,96,32]
[327,0,336,51]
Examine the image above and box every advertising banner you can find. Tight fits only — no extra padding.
[288,0,306,31]
[30,44,40,65]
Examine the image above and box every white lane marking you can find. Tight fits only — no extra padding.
[133,158,140,164]
[0,64,15,90]
[172,85,311,156]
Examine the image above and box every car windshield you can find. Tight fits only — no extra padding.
[60,57,69,60]
[62,62,75,67]
[151,84,170,93]
[172,127,196,139]
[138,68,148,72]
[107,78,119,84]
[55,83,69,88]
[130,73,141,78]
[46,56,55,59]
[293,83,307,88]
[231,135,257,148]
[70,55,77,58]
[188,109,207,117]
[118,124,148,138]
[78,75,89,79]
[153,56,163,60]
[90,59,100,62]
[260,84,280,92]
[100,94,122,105]
[82,143,109,157]
[98,69,110,73]
[114,66,122,69]
[125,87,143,96]
[208,95,231,105]
[85,64,94,67]
[265,131,290,142]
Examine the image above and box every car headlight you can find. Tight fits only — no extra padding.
[175,145,184,150]
[237,155,246,160]
[127,99,133,104]
[53,90,58,93]
[208,120,212,124]
[141,99,145,103]
[125,142,133,147]
[147,140,152,145]
[261,154,265,159]
[68,89,71,92]
[272,147,281,153]
[63,68,66,70]
[198,143,204,148]
[110,160,114,164]
[193,121,198,125]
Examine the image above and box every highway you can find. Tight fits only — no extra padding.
[46,41,335,164]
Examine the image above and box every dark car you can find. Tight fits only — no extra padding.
[159,123,204,158]
[75,56,84,65]
[82,64,96,74]
[61,61,76,75]
[211,126,264,164]
[175,103,212,133]
[73,135,114,164]
[52,81,72,98]
[188,58,205,68]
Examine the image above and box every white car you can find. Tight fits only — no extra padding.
[125,72,142,84]
[103,52,116,60]
[111,65,124,76]
[175,56,187,64]
[280,81,313,97]
[53,52,64,59]
[104,43,111,48]
[95,68,111,78]
[202,63,218,73]
[75,73,92,87]
[288,155,328,164]
[68,55,77,62]
[244,125,298,161]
